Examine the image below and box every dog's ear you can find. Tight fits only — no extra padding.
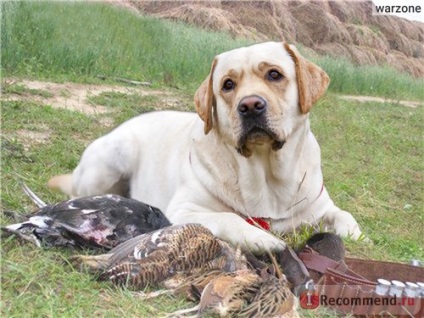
[284,43,330,113]
[194,58,217,134]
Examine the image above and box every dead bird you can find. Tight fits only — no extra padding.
[303,232,345,262]
[167,254,299,318]
[159,269,228,301]
[2,184,171,249]
[197,270,263,317]
[165,270,262,318]
[296,232,346,283]
[237,274,299,318]
[70,223,248,288]
[72,224,299,317]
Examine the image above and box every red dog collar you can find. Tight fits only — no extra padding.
[246,217,270,231]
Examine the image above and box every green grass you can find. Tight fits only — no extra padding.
[1,83,54,98]
[313,96,423,260]
[314,57,424,101]
[1,241,189,317]
[2,1,424,100]
[1,1,252,90]
[2,90,422,316]
[1,1,423,317]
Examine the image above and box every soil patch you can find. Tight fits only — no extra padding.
[1,79,175,115]
[338,95,422,108]
[15,129,52,151]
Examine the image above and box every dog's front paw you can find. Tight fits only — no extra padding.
[248,232,286,252]
[332,210,370,242]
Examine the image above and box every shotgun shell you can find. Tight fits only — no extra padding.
[404,282,419,298]
[389,280,405,297]
[375,278,391,295]
[417,282,424,297]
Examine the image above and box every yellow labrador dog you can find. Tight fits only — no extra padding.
[49,41,363,257]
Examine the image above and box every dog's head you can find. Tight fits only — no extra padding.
[194,42,329,157]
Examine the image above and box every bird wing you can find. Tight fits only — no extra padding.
[99,224,227,288]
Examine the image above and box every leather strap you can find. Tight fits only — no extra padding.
[345,257,424,283]
[299,249,340,273]
[299,250,424,316]
[299,246,376,284]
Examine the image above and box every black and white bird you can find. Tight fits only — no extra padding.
[2,184,171,249]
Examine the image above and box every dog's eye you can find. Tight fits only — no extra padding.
[222,79,235,91]
[267,70,283,81]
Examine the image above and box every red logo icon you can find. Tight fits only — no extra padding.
[299,285,320,309]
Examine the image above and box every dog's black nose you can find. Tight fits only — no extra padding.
[238,96,267,117]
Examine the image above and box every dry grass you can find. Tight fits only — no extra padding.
[132,0,424,77]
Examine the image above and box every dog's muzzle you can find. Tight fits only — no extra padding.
[236,95,285,157]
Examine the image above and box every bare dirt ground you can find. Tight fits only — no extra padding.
[2,79,177,115]
[337,95,422,108]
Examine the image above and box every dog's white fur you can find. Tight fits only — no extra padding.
[49,42,363,252]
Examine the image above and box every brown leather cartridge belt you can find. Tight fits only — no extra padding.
[299,247,424,317]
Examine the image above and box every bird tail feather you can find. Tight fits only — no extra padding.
[22,183,47,208]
